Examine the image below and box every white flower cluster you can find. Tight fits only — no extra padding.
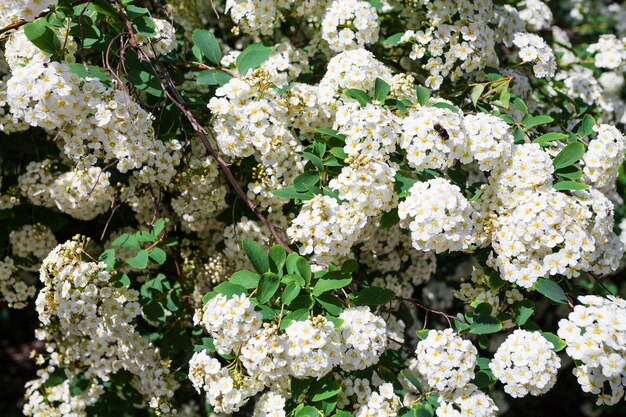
[208,71,304,207]
[285,315,342,378]
[240,324,289,384]
[582,124,626,198]
[399,178,479,253]
[336,103,400,157]
[414,329,477,392]
[137,18,178,57]
[189,350,264,414]
[400,0,498,89]
[194,293,263,355]
[436,384,499,417]
[490,329,560,397]
[253,391,287,417]
[225,0,291,36]
[338,306,387,371]
[354,383,401,417]
[321,0,379,52]
[558,295,626,405]
[5,29,181,184]
[27,239,176,416]
[317,48,392,111]
[463,113,514,171]
[588,34,626,70]
[9,223,57,260]
[0,0,55,28]
[400,106,468,170]
[287,194,365,264]
[512,32,557,78]
[170,143,228,235]
[519,0,553,31]
[0,256,36,309]
[329,154,397,217]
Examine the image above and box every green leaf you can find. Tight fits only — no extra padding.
[532,278,567,304]
[192,29,222,65]
[383,32,405,45]
[23,19,62,58]
[214,282,247,297]
[522,114,554,129]
[236,43,273,75]
[472,369,497,388]
[553,142,585,169]
[294,171,320,192]
[148,247,167,265]
[295,406,322,417]
[513,127,526,144]
[151,218,167,238]
[512,96,529,114]
[44,368,66,388]
[296,257,312,285]
[470,315,502,335]
[553,180,589,191]
[310,378,342,402]
[556,165,583,180]
[111,273,131,288]
[242,240,269,273]
[576,114,596,137]
[541,332,567,352]
[257,272,280,304]
[99,248,116,269]
[67,64,110,86]
[415,86,430,105]
[315,293,344,315]
[313,273,352,296]
[269,245,287,273]
[374,78,391,101]
[280,309,309,331]
[533,132,568,146]
[330,147,348,159]
[351,286,395,306]
[197,69,233,86]
[127,250,149,269]
[302,152,324,171]
[282,282,301,305]
[344,89,372,106]
[513,300,535,326]
[470,84,485,107]
[143,299,165,322]
[400,369,423,393]
[272,186,314,200]
[380,209,400,229]
[229,270,260,289]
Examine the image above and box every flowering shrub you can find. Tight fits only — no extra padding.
[1,1,626,417]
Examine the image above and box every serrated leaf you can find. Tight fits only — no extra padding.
[533,132,568,146]
[282,282,301,305]
[229,270,260,289]
[192,29,222,64]
[532,278,567,304]
[522,114,554,129]
[576,114,596,137]
[243,239,269,273]
[148,247,167,265]
[513,300,535,326]
[351,286,395,306]
[127,250,149,269]
[553,180,589,191]
[541,332,566,352]
[236,43,273,75]
[257,272,280,304]
[471,84,485,107]
[553,142,585,169]
[383,32,405,45]
[197,69,233,86]
[344,89,371,106]
[470,315,502,335]
[374,78,391,101]
[512,96,529,114]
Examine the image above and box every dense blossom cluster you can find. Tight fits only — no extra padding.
[490,330,561,397]
[414,329,477,392]
[2,0,626,416]
[558,295,626,405]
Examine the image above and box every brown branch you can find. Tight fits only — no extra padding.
[397,296,458,328]
[112,0,293,253]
